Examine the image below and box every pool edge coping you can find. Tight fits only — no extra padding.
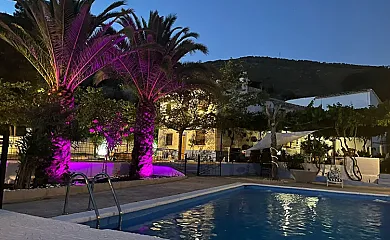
[53,182,243,223]
[53,182,390,224]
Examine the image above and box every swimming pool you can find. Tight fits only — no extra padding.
[82,185,390,240]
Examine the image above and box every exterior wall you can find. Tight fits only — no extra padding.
[157,128,180,151]
[157,128,217,151]
[286,90,381,110]
[316,92,370,110]
[304,157,380,183]
[4,160,183,184]
[277,157,380,183]
[286,97,315,107]
[157,128,261,161]
[7,136,22,159]
[370,90,381,107]
[283,138,304,155]
[333,138,368,154]
[157,128,218,160]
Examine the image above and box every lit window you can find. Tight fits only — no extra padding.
[165,134,173,146]
[195,130,206,145]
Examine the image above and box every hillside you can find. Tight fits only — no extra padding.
[206,56,390,101]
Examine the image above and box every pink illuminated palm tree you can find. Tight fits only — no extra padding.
[111,11,214,177]
[0,0,128,181]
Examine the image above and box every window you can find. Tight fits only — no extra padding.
[165,134,173,146]
[195,130,206,145]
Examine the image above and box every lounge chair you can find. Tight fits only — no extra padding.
[327,167,343,188]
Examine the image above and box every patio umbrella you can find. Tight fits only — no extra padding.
[245,130,316,157]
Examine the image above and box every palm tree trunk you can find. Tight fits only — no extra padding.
[130,100,156,178]
[48,136,71,181]
[46,89,74,182]
[178,129,184,161]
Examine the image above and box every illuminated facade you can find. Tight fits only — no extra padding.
[157,128,261,161]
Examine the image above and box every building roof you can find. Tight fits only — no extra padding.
[288,89,381,102]
[286,89,381,109]
[315,89,381,101]
[269,98,306,110]
[248,98,305,114]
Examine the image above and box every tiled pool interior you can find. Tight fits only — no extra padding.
[84,186,390,239]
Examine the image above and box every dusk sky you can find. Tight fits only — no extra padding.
[1,0,390,66]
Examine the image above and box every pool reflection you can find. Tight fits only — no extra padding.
[125,188,390,240]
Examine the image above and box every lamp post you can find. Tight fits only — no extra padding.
[0,125,10,208]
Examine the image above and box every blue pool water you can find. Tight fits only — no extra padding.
[87,186,390,239]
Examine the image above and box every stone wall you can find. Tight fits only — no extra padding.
[4,161,184,184]
[278,157,380,183]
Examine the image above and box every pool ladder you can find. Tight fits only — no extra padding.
[62,172,123,230]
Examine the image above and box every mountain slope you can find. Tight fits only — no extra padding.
[206,56,390,101]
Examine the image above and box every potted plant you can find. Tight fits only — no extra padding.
[301,137,332,175]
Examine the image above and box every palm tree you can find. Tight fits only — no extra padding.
[0,0,127,181]
[110,11,214,177]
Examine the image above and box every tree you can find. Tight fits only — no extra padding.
[76,87,135,132]
[108,11,214,178]
[0,81,43,134]
[327,104,361,151]
[14,97,80,188]
[215,59,266,153]
[89,112,133,167]
[0,0,127,181]
[300,136,332,173]
[158,90,216,160]
[76,87,135,157]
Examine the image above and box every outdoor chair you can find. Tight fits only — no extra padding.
[327,167,343,188]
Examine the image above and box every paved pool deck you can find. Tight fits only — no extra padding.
[3,176,390,218]
[0,209,163,240]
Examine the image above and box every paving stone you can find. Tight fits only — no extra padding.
[3,177,390,218]
[0,210,163,240]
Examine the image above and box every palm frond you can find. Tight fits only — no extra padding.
[0,0,125,92]
[63,3,92,84]
[67,34,125,90]
[95,1,127,20]
[0,15,54,86]
[112,11,210,102]
[173,41,208,62]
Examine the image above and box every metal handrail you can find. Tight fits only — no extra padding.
[63,173,100,229]
[88,173,123,230]
[270,147,278,153]
[271,156,279,163]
